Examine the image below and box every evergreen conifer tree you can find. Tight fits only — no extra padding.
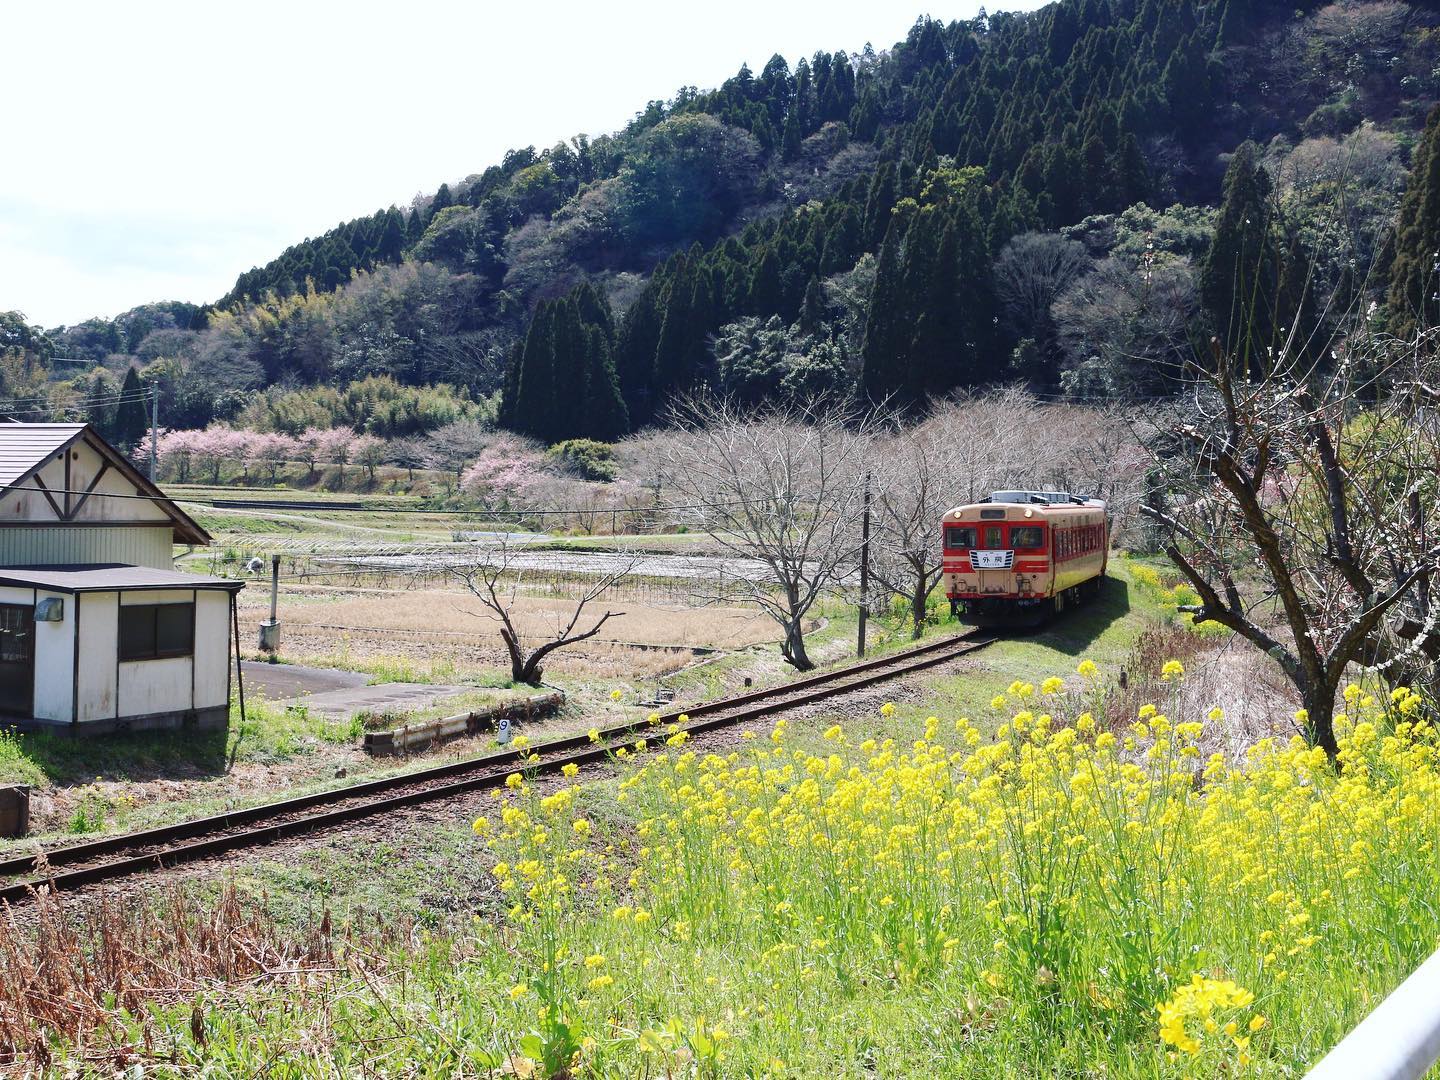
[1388,104,1440,337]
[113,366,149,448]
[860,219,910,404]
[1200,142,1282,370]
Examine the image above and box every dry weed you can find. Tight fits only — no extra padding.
[0,882,375,1068]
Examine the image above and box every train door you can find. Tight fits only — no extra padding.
[975,524,1012,593]
[0,604,34,718]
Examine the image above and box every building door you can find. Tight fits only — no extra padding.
[0,604,34,718]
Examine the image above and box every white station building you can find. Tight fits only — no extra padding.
[0,423,242,734]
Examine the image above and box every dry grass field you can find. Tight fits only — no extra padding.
[236,584,784,679]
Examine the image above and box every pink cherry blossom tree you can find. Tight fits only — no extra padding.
[459,433,549,506]
[351,433,386,483]
[254,432,300,484]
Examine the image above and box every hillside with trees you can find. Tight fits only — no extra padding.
[4,0,1439,449]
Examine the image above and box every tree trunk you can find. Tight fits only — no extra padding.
[911,586,927,639]
[1301,684,1339,759]
[501,627,537,685]
[781,619,814,671]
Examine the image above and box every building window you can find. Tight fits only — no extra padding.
[119,602,194,661]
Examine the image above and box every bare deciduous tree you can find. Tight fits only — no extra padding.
[867,419,957,637]
[440,538,640,685]
[664,396,871,671]
[994,231,1090,339]
[1143,330,1440,755]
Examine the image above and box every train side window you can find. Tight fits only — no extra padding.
[945,525,976,549]
[983,526,1004,549]
[1010,526,1043,549]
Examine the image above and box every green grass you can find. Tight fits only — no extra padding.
[892,557,1156,730]
[49,650,1440,1077]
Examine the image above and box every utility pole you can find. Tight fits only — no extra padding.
[148,380,159,482]
[858,471,871,658]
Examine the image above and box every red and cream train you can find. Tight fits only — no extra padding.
[942,490,1108,624]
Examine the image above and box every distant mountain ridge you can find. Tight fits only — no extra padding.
[30,0,1440,442]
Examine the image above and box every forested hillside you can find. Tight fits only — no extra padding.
[9,0,1440,445]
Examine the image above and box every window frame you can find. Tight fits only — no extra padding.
[118,601,195,663]
[944,524,977,550]
[1009,525,1045,551]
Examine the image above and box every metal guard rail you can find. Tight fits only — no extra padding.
[1306,947,1440,1080]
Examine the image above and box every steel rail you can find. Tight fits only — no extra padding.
[0,632,993,905]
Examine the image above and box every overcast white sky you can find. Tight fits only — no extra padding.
[1,0,1048,329]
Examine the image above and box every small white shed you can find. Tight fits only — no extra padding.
[0,423,243,734]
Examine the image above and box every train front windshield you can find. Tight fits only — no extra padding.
[945,525,977,549]
[945,523,1048,551]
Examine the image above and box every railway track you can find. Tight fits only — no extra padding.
[0,631,993,905]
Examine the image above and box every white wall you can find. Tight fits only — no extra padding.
[0,584,73,722]
[192,590,231,709]
[32,588,73,722]
[0,438,170,525]
[116,589,193,719]
[1,586,233,723]
[77,591,118,722]
[118,655,193,717]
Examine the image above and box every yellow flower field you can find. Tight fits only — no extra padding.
[469,666,1440,1076]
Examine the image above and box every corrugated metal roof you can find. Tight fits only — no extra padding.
[0,563,244,593]
[0,424,86,488]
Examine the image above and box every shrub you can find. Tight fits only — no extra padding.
[545,439,617,481]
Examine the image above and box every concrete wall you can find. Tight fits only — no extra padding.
[0,526,173,569]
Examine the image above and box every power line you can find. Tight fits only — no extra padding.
[0,388,156,411]
[5,484,738,517]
